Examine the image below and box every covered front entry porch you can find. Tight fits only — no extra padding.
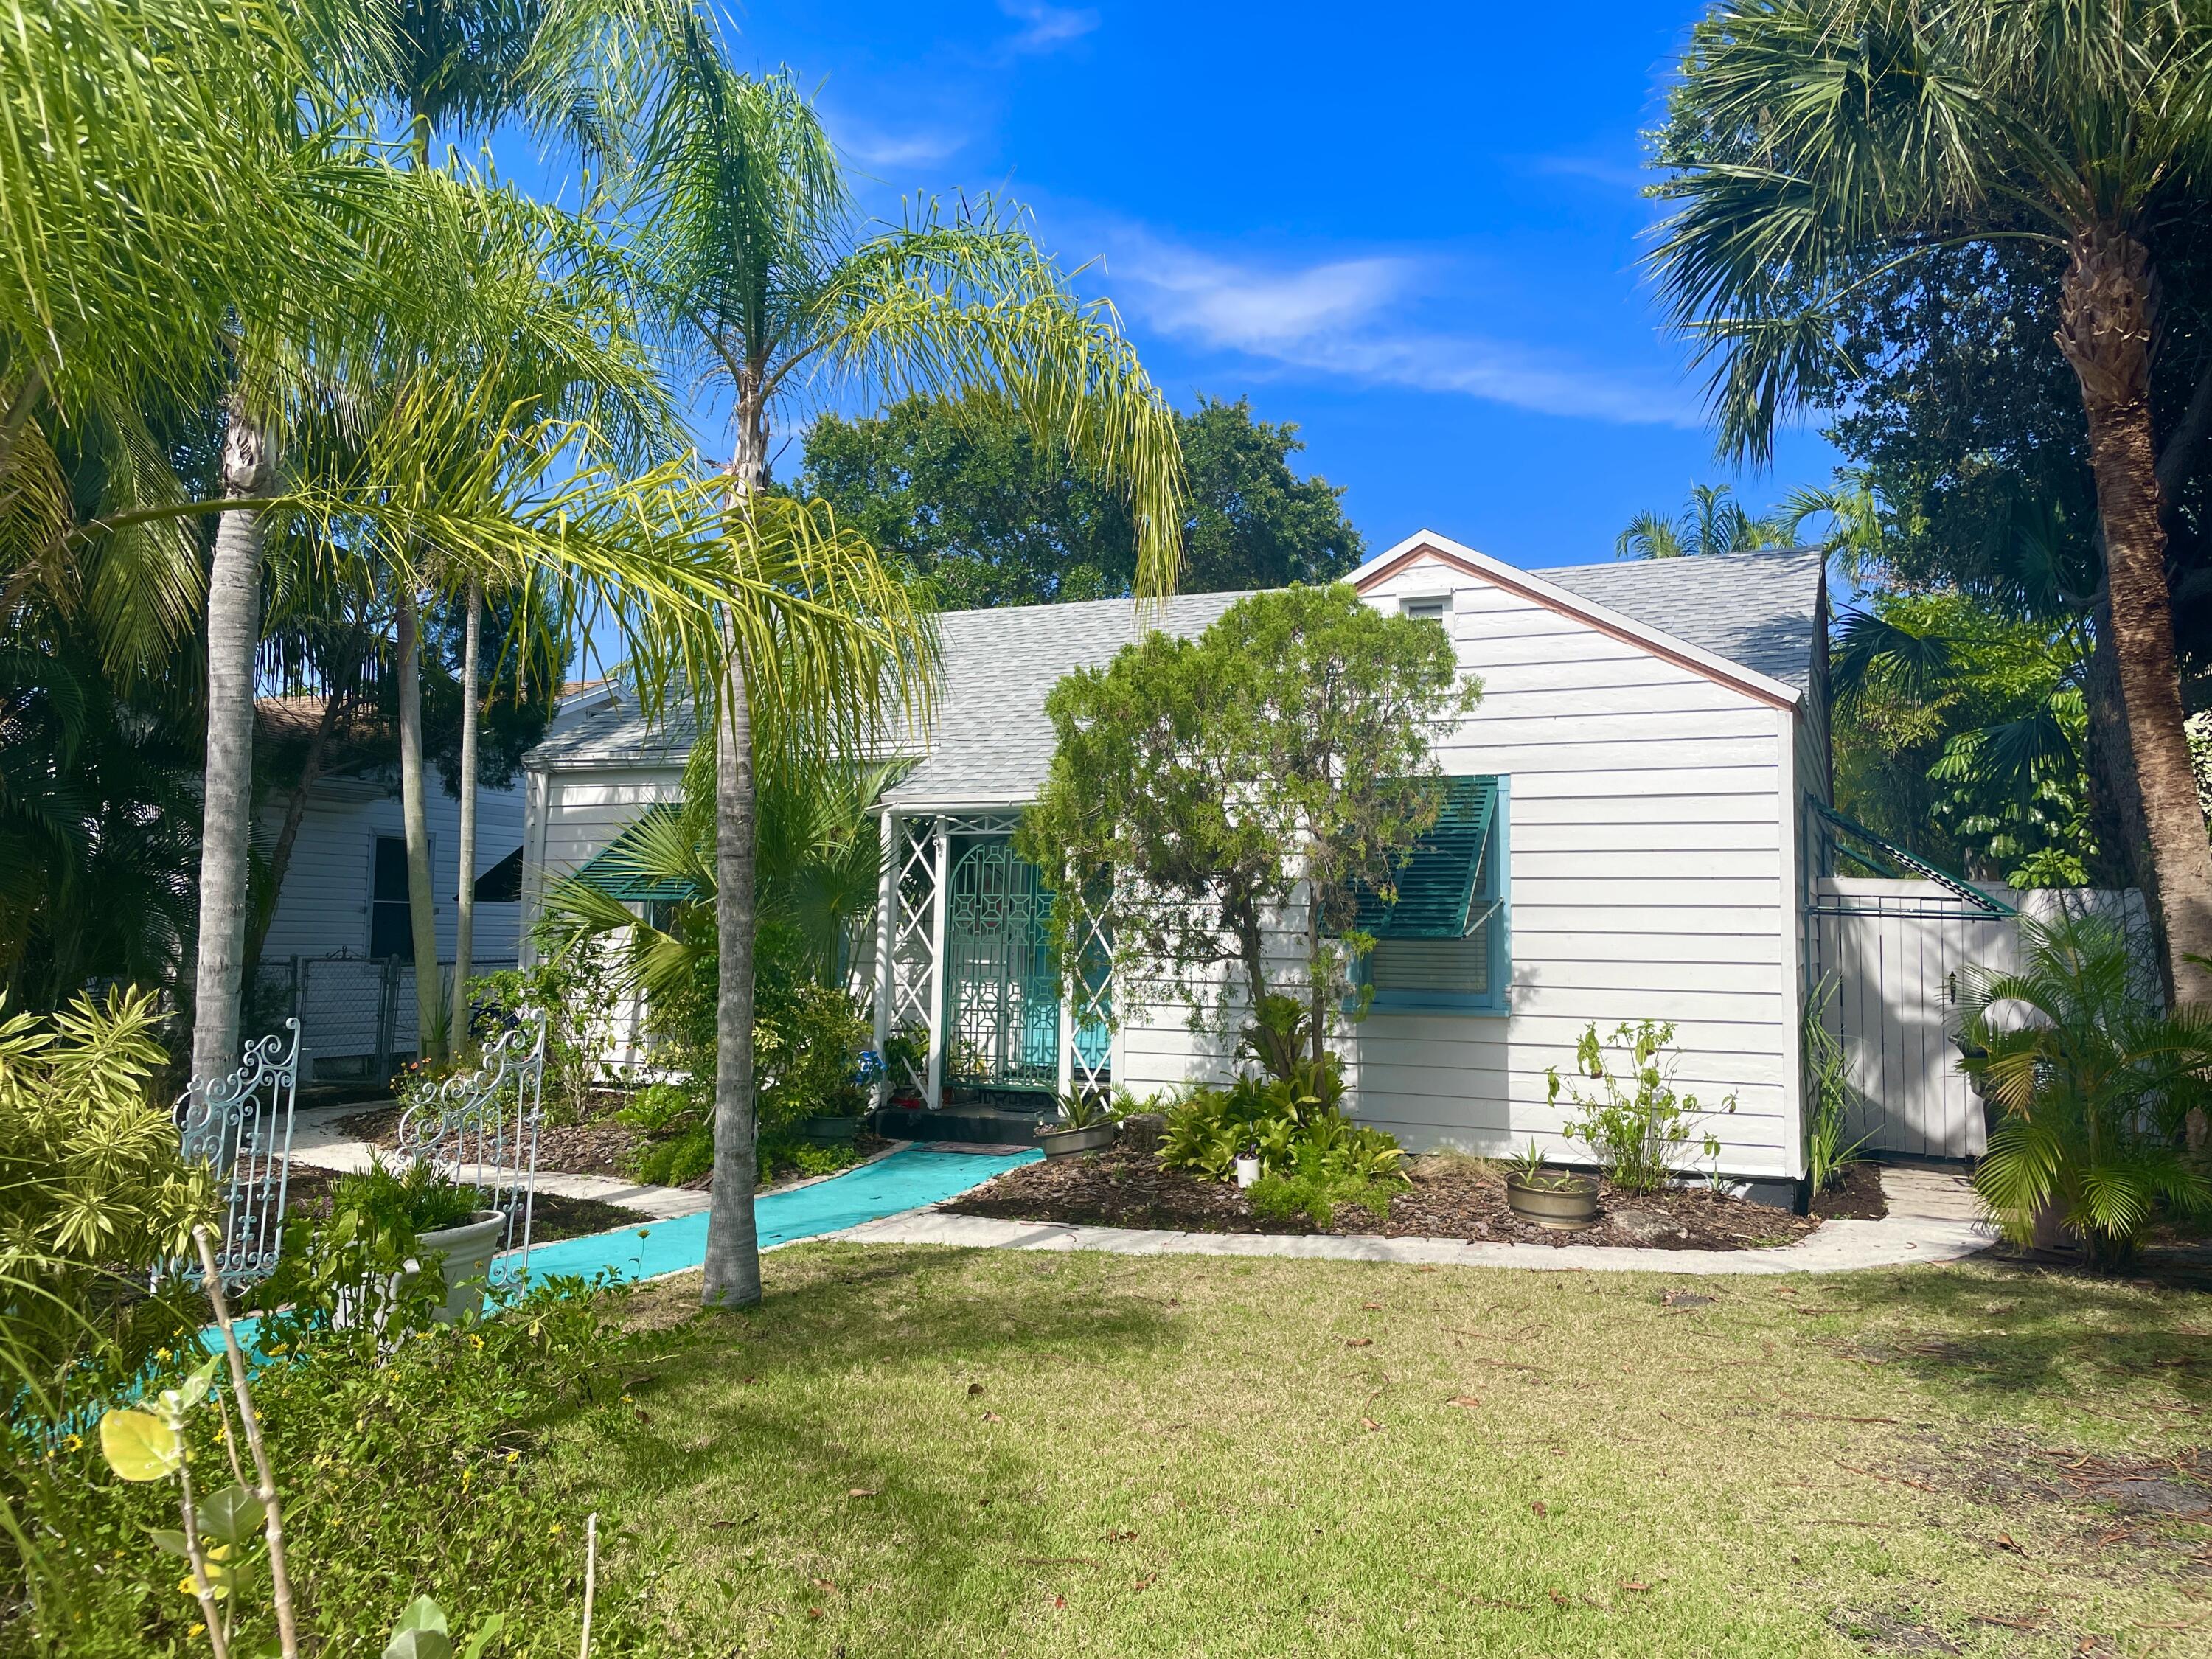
[872,809,1113,1123]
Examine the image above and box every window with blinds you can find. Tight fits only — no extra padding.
[1356,779,1508,1012]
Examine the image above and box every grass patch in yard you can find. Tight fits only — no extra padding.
[546,1248,2212,1658]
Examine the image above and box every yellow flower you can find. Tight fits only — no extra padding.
[189,1624,204,1638]
[461,1468,474,1486]
[506,1450,519,1464]
[62,1434,81,1453]
[551,1523,564,1537]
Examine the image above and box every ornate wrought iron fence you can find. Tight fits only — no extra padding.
[395,1018,547,1285]
[174,1019,302,1287]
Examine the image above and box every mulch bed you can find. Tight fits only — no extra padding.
[944,1147,1823,1251]
[281,1164,641,1244]
[1808,1159,1888,1221]
[337,1092,644,1178]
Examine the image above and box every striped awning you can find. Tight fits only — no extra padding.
[569,807,701,903]
[1352,776,1498,939]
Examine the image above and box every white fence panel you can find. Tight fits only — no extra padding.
[1808,881,2146,1160]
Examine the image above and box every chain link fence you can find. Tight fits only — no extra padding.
[248,953,456,1086]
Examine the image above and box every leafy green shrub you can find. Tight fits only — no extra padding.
[1958,911,2212,1270]
[0,987,212,1391]
[330,1156,484,1237]
[1158,1045,1406,1225]
[616,1079,695,1135]
[24,1276,639,1656]
[1547,1020,1736,1195]
[1803,978,1868,1193]
[467,954,621,1125]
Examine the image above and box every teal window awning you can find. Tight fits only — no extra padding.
[569,807,701,904]
[1353,776,1500,940]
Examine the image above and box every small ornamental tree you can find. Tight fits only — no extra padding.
[1018,585,1480,1078]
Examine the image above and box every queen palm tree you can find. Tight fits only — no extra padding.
[379,0,666,1060]
[1652,0,2212,999]
[625,19,1183,1307]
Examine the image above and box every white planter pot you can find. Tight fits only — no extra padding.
[1234,1156,1261,1189]
[414,1210,507,1324]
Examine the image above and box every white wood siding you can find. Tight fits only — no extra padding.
[520,762,686,1065]
[1147,554,1807,1181]
[256,776,529,967]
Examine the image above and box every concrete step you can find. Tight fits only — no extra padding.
[877,1104,1050,1147]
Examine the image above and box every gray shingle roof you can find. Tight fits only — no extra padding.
[882,590,1251,807]
[1537,546,1826,691]
[524,695,698,768]
[526,549,1826,790]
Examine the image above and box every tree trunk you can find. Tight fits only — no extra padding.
[702,621,762,1306]
[246,678,350,973]
[450,580,481,1052]
[2058,225,2212,1004]
[189,404,276,1088]
[395,587,445,1061]
[2082,596,2149,893]
[702,403,769,1309]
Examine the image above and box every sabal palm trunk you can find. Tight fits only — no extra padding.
[395,587,445,1060]
[189,406,277,1085]
[702,406,769,1308]
[2058,225,2212,1005]
[450,580,480,1051]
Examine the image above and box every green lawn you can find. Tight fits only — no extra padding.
[553,1245,2211,1658]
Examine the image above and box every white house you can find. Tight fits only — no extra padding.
[254,681,614,1078]
[518,533,1834,1204]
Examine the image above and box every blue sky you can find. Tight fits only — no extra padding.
[623,0,1843,571]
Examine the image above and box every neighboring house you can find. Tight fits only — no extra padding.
[254,681,615,1079]
[519,532,1834,1203]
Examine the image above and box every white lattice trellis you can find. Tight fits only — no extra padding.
[1056,902,1115,1104]
[881,813,940,1101]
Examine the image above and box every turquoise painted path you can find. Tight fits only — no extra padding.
[504,1143,1038,1288]
[202,1144,1035,1357]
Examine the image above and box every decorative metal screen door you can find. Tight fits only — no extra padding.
[942,837,1061,1090]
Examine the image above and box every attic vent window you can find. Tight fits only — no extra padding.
[1401,597,1448,622]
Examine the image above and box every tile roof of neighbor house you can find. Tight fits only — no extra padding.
[524,547,1826,805]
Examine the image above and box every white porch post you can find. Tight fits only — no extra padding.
[872,809,897,1107]
[925,815,951,1111]
[1056,982,1075,1102]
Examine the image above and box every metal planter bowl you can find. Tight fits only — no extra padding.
[1037,1121,1119,1160]
[1504,1172,1600,1231]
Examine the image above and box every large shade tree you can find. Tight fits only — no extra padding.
[1652,0,2212,1000]
[799,392,1363,606]
[625,22,1183,1307]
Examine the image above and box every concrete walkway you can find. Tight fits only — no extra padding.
[291,1101,712,1219]
[825,1164,1994,1276]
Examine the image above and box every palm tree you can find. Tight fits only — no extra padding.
[1652,0,2212,1000]
[379,0,664,1061]
[625,21,1183,1307]
[1957,909,2212,1269]
[1614,482,1786,558]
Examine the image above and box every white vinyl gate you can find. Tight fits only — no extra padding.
[1806,880,2148,1160]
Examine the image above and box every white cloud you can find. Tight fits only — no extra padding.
[1093,226,1694,427]
[835,116,971,170]
[999,0,1099,53]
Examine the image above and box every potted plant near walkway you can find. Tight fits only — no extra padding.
[333,1159,506,1324]
[1503,1141,1599,1231]
[1038,1091,1121,1160]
